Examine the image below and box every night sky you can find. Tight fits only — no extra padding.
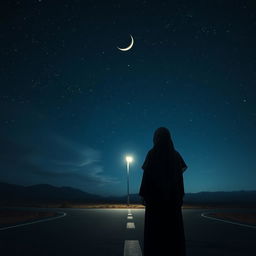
[1,1,256,196]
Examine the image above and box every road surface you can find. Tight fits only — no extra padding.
[0,208,255,255]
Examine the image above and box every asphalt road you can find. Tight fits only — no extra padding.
[0,208,255,256]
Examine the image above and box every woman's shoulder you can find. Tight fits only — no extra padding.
[145,148,154,158]
[148,148,154,154]
[174,150,188,170]
[174,150,183,160]
[174,149,180,155]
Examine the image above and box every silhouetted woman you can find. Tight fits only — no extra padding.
[139,127,187,256]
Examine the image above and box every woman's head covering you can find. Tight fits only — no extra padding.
[142,127,175,171]
[153,127,174,150]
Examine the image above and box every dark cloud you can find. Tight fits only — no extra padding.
[0,136,118,194]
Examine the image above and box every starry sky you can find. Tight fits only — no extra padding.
[1,1,256,196]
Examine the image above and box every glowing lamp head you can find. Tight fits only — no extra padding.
[125,156,133,163]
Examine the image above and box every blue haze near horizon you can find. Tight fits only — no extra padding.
[0,1,256,196]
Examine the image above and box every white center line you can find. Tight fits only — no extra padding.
[128,213,132,216]
[127,216,133,220]
[126,222,135,229]
[124,240,142,256]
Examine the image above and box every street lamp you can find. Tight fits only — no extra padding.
[125,155,133,207]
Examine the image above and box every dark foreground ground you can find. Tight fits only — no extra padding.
[0,207,255,256]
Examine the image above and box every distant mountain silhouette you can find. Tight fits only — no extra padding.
[0,182,256,206]
[0,182,104,204]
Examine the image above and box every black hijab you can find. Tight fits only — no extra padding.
[139,127,186,204]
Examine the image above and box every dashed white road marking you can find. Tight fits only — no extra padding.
[124,240,142,256]
[128,213,132,216]
[128,209,131,214]
[201,212,256,229]
[126,222,135,229]
[0,212,67,231]
[127,216,133,220]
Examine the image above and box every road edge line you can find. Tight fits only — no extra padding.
[201,212,256,229]
[0,212,67,231]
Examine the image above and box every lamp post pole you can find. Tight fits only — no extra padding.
[125,156,133,207]
[127,160,130,207]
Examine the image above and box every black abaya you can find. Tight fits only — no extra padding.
[144,202,186,256]
[140,147,187,256]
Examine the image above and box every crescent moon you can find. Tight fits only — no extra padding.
[117,35,134,51]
